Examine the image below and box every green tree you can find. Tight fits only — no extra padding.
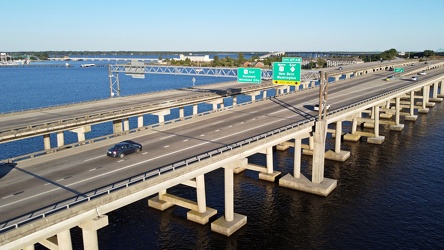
[423,50,435,57]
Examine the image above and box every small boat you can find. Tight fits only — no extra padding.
[80,63,95,68]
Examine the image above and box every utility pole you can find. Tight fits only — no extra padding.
[318,71,329,121]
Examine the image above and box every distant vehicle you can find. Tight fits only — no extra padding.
[411,63,415,66]
[411,76,417,81]
[338,67,343,70]
[80,63,96,68]
[107,140,142,158]
[314,103,331,111]
[388,67,394,71]
[418,71,426,75]
[385,75,395,81]
[424,61,429,64]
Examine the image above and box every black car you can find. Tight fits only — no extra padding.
[107,140,142,158]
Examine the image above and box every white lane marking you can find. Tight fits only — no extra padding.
[0,111,305,209]
[89,168,96,172]
[215,129,220,132]
[200,134,205,137]
[2,195,13,199]
[56,179,64,182]
[84,155,106,162]
[143,152,148,155]
[212,121,223,125]
[183,139,189,142]
[164,145,170,148]
[160,135,175,140]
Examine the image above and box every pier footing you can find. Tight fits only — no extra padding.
[211,213,247,236]
[279,173,337,196]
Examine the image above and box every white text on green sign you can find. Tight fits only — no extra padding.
[394,68,404,73]
[237,68,262,84]
[282,57,302,63]
[272,62,301,86]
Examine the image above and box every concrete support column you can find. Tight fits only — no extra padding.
[57,131,65,147]
[70,126,91,142]
[266,147,273,174]
[374,105,380,137]
[312,121,327,184]
[137,115,143,128]
[79,215,109,250]
[155,110,171,124]
[112,120,123,134]
[410,91,415,116]
[193,104,198,115]
[333,75,340,82]
[351,116,358,134]
[179,107,184,118]
[309,136,314,150]
[58,229,73,250]
[224,167,234,222]
[395,97,401,125]
[422,86,430,109]
[335,121,342,153]
[433,81,439,98]
[196,175,206,213]
[123,118,129,131]
[43,134,51,150]
[232,96,237,106]
[262,90,267,99]
[294,138,302,178]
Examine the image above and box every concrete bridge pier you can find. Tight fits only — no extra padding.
[155,110,171,124]
[437,80,444,98]
[211,166,247,236]
[205,99,224,110]
[246,91,261,101]
[344,114,362,142]
[193,104,198,115]
[258,147,281,182]
[332,75,340,82]
[279,121,337,196]
[417,85,430,113]
[325,121,350,162]
[405,90,418,121]
[232,96,237,106]
[112,120,123,134]
[367,105,385,144]
[137,115,144,128]
[36,229,73,250]
[148,176,217,225]
[430,81,444,102]
[389,97,405,131]
[43,134,51,150]
[179,107,185,119]
[70,125,91,143]
[78,215,109,250]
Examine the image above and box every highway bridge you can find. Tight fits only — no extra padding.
[1,60,444,249]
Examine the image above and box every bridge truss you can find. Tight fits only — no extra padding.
[108,64,319,97]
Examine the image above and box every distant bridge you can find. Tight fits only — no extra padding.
[48,57,158,62]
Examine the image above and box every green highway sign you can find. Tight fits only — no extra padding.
[272,61,301,86]
[282,57,302,63]
[237,67,262,84]
[394,68,404,73]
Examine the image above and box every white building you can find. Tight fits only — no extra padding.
[177,54,213,62]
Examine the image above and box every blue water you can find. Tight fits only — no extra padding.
[1,65,443,249]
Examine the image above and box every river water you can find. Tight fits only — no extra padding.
[1,62,443,249]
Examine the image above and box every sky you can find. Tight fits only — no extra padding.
[1,0,443,52]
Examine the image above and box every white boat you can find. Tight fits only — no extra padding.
[80,63,95,68]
